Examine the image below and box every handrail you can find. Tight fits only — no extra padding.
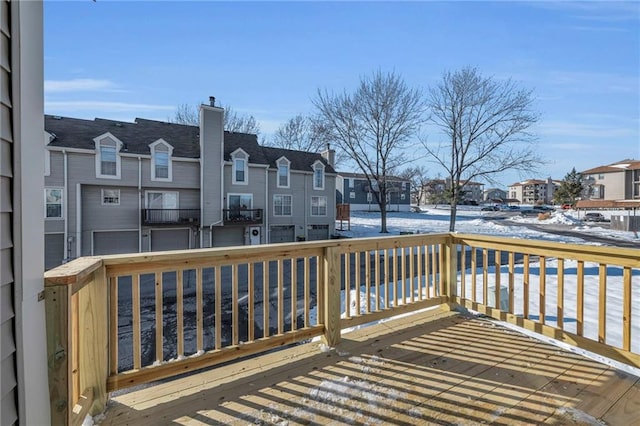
[44,232,639,424]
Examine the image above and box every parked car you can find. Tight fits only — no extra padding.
[584,212,606,222]
[532,205,554,212]
[481,206,499,211]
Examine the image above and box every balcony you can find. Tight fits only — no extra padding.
[223,208,263,225]
[44,234,640,425]
[141,208,200,226]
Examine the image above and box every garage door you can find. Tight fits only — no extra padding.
[308,224,329,241]
[151,228,190,252]
[45,233,65,270]
[213,227,244,247]
[93,231,139,255]
[270,225,294,243]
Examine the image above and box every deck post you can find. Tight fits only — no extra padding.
[45,257,108,424]
[322,245,342,347]
[45,283,73,425]
[443,235,459,309]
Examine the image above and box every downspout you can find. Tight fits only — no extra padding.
[138,156,142,252]
[76,182,81,258]
[265,167,269,244]
[304,174,308,239]
[63,150,68,260]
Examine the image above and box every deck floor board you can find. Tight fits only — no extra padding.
[101,310,638,425]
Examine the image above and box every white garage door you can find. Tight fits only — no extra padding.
[151,228,190,252]
[93,231,139,255]
[270,225,295,243]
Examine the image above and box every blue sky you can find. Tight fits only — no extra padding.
[44,1,639,187]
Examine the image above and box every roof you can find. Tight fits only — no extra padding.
[45,115,334,173]
[581,159,640,175]
[575,199,640,209]
[508,179,550,187]
[337,171,407,181]
[226,141,335,174]
[46,115,201,158]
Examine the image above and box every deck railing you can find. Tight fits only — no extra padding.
[44,233,639,425]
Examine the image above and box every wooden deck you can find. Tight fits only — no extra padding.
[100,310,639,425]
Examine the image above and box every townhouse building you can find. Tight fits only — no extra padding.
[578,159,640,209]
[336,172,411,212]
[483,188,508,203]
[44,102,336,269]
[508,178,559,205]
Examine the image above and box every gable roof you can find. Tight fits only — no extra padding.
[45,115,335,172]
[581,159,640,175]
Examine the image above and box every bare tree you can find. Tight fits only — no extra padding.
[400,165,430,206]
[269,114,327,151]
[268,114,347,165]
[170,102,261,134]
[314,71,425,232]
[424,67,541,231]
[171,103,199,126]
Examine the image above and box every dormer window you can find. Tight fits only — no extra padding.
[231,149,249,185]
[94,133,123,179]
[313,161,325,190]
[277,157,290,188]
[150,139,173,181]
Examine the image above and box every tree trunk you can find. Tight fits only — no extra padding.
[449,201,457,232]
[380,203,388,233]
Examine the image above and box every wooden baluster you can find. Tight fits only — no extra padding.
[365,250,371,313]
[248,263,255,341]
[132,274,141,370]
[263,261,270,336]
[344,253,351,319]
[495,250,502,311]
[540,256,546,325]
[196,268,203,352]
[154,272,163,363]
[291,258,297,331]
[623,266,632,351]
[577,260,584,336]
[523,254,530,319]
[232,264,239,345]
[557,259,564,330]
[176,270,184,357]
[482,249,488,306]
[409,246,415,304]
[598,263,607,344]
[277,259,284,335]
[471,247,477,302]
[215,266,222,349]
[304,257,310,327]
[508,252,514,313]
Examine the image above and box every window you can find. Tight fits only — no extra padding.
[367,192,372,202]
[277,157,290,188]
[348,178,354,188]
[231,149,249,185]
[94,133,122,179]
[274,195,292,216]
[350,191,355,199]
[311,196,327,216]
[146,191,178,209]
[313,161,325,190]
[45,188,63,219]
[102,189,120,205]
[150,139,173,181]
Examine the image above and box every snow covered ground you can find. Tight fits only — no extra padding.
[333,206,640,377]
[336,205,640,245]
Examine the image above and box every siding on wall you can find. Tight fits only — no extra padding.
[0,0,18,421]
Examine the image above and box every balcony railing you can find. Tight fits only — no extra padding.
[44,234,640,425]
[223,208,263,225]
[141,209,200,226]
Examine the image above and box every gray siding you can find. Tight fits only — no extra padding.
[224,164,267,210]
[340,176,410,211]
[200,106,224,227]
[139,158,199,188]
[3,1,49,423]
[0,0,17,421]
